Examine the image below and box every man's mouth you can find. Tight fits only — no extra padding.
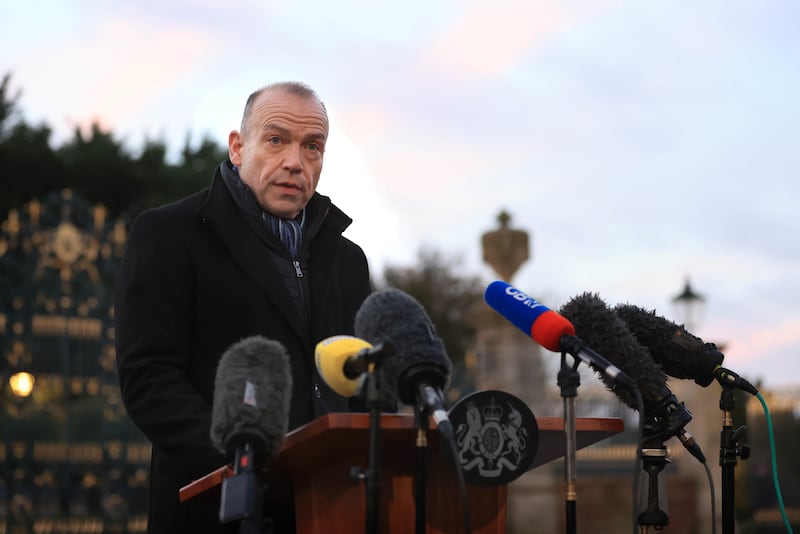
[276,182,301,191]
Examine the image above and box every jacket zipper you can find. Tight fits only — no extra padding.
[293,260,304,278]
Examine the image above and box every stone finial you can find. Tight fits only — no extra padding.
[481,210,529,282]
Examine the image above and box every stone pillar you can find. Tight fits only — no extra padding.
[481,210,529,283]
[470,211,558,533]
[472,210,546,408]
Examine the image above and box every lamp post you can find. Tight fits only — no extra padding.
[5,370,36,531]
[671,277,705,333]
[670,277,745,533]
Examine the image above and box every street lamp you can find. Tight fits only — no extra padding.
[671,277,705,333]
[9,371,35,398]
[5,371,36,530]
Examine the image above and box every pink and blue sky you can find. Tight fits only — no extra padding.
[2,0,798,390]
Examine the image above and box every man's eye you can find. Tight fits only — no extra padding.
[268,136,281,145]
[307,143,319,151]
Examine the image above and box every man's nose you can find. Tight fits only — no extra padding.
[282,144,303,172]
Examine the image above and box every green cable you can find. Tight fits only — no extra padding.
[757,391,794,533]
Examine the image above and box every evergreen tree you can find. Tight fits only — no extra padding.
[0,72,227,221]
[381,247,484,366]
[0,73,65,217]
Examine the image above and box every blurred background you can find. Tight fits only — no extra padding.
[1,1,798,532]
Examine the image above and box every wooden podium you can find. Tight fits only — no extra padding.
[180,413,623,533]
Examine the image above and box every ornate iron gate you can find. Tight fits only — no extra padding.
[1,190,149,533]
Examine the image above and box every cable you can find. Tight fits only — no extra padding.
[441,431,472,534]
[701,459,717,534]
[631,387,644,534]
[756,391,795,534]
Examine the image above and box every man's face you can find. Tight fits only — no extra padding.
[229,89,328,219]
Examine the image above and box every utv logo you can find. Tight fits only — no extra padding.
[449,390,538,486]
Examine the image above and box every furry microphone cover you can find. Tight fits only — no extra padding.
[560,292,667,410]
[210,336,292,464]
[615,303,724,387]
[354,288,451,406]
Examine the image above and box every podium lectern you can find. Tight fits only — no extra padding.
[181,413,623,534]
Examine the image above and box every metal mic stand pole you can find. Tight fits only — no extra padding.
[347,343,394,534]
[558,352,580,534]
[414,403,429,534]
[349,344,394,534]
[364,367,382,534]
[719,384,749,534]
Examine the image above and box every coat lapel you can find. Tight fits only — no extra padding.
[197,171,306,341]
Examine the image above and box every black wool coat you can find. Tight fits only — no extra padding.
[115,163,372,533]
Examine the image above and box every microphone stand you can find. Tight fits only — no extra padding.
[636,393,699,532]
[558,351,581,534]
[364,362,383,534]
[414,403,429,534]
[719,383,750,534]
[350,342,393,534]
[637,432,670,532]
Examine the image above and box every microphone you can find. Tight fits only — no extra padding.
[484,280,634,390]
[210,336,292,526]
[314,335,395,397]
[559,293,706,461]
[614,304,758,395]
[354,288,453,438]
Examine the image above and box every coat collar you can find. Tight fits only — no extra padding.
[196,162,356,343]
[215,159,353,241]
[197,164,306,339]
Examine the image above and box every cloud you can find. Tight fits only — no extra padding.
[709,315,800,388]
[12,14,217,142]
[317,116,412,275]
[418,0,619,79]
[2,0,799,391]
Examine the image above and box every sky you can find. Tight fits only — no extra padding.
[1,0,798,391]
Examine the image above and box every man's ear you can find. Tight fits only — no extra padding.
[228,130,243,165]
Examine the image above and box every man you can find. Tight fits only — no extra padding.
[115,82,372,533]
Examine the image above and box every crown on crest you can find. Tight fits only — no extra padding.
[482,399,503,422]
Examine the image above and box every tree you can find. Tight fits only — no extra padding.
[0,74,65,216]
[0,71,227,221]
[381,247,485,366]
[0,72,20,137]
[57,123,143,218]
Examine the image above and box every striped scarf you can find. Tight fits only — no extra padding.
[262,210,305,259]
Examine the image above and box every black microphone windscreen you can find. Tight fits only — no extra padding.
[559,292,667,410]
[614,304,724,387]
[210,336,292,463]
[354,288,452,406]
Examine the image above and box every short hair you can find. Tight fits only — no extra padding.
[239,81,327,134]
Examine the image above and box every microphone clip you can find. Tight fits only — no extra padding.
[644,392,693,443]
[343,342,395,379]
[713,367,758,395]
[644,391,707,464]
